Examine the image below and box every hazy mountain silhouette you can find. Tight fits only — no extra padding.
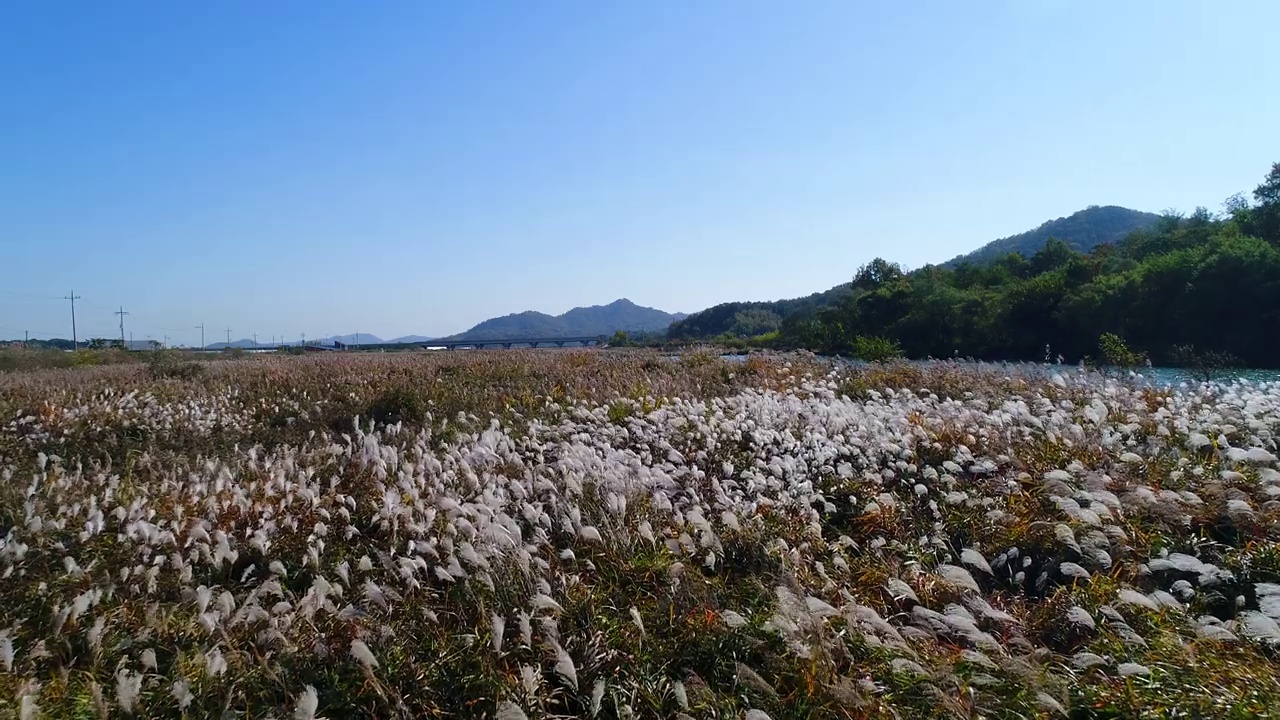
[446,299,685,341]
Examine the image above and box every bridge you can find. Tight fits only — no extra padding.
[418,335,608,350]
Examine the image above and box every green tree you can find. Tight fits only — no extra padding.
[1245,162,1280,245]
[854,258,904,291]
[1098,332,1147,369]
[1029,238,1077,275]
[728,308,782,337]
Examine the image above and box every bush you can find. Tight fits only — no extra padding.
[1170,344,1242,381]
[0,348,77,372]
[0,347,140,372]
[365,386,427,425]
[851,335,903,363]
[146,351,205,381]
[1098,332,1148,369]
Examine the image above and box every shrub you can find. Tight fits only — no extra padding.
[365,385,427,425]
[1169,344,1242,382]
[147,351,206,381]
[0,348,77,372]
[851,335,903,363]
[1098,332,1148,369]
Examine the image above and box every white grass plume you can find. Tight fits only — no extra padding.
[171,680,193,710]
[1,632,12,672]
[491,612,506,653]
[115,668,143,714]
[553,642,578,690]
[294,685,321,720]
[532,593,563,614]
[350,638,379,669]
[591,677,606,716]
[496,701,528,720]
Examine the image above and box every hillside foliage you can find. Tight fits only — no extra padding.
[942,205,1160,267]
[675,163,1280,368]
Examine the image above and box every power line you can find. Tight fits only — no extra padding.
[115,306,130,346]
[64,290,82,350]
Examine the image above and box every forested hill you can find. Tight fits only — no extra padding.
[671,163,1280,368]
[668,204,1159,341]
[447,299,685,341]
[942,206,1160,267]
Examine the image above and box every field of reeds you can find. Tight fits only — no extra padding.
[1,349,1279,719]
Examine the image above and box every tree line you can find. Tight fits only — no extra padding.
[669,163,1280,368]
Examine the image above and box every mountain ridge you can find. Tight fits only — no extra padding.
[942,205,1160,267]
[191,206,1161,349]
[670,204,1160,339]
[445,299,685,341]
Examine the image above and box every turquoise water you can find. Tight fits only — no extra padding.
[715,353,1280,385]
[1129,366,1280,385]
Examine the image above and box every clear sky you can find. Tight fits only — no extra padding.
[2,1,1277,345]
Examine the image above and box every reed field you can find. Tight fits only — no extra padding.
[1,350,1278,719]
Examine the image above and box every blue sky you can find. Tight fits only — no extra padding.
[2,1,1277,344]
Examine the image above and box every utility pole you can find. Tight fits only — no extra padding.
[252,333,258,347]
[195,324,205,349]
[163,335,169,349]
[225,327,232,346]
[65,290,81,350]
[115,306,129,348]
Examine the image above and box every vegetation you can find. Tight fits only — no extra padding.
[1097,332,1148,371]
[0,346,138,373]
[942,205,1160,267]
[3,351,1280,718]
[850,335,903,363]
[672,163,1280,368]
[667,208,1160,343]
[1169,344,1243,382]
[145,350,207,381]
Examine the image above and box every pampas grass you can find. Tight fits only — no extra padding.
[1,350,1278,717]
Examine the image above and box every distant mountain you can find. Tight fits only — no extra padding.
[205,338,260,349]
[447,299,685,341]
[202,334,412,349]
[325,333,385,345]
[388,335,435,344]
[943,206,1160,267]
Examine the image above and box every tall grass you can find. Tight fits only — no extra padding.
[1,351,1278,718]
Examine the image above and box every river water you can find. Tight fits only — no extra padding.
[714,353,1280,386]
